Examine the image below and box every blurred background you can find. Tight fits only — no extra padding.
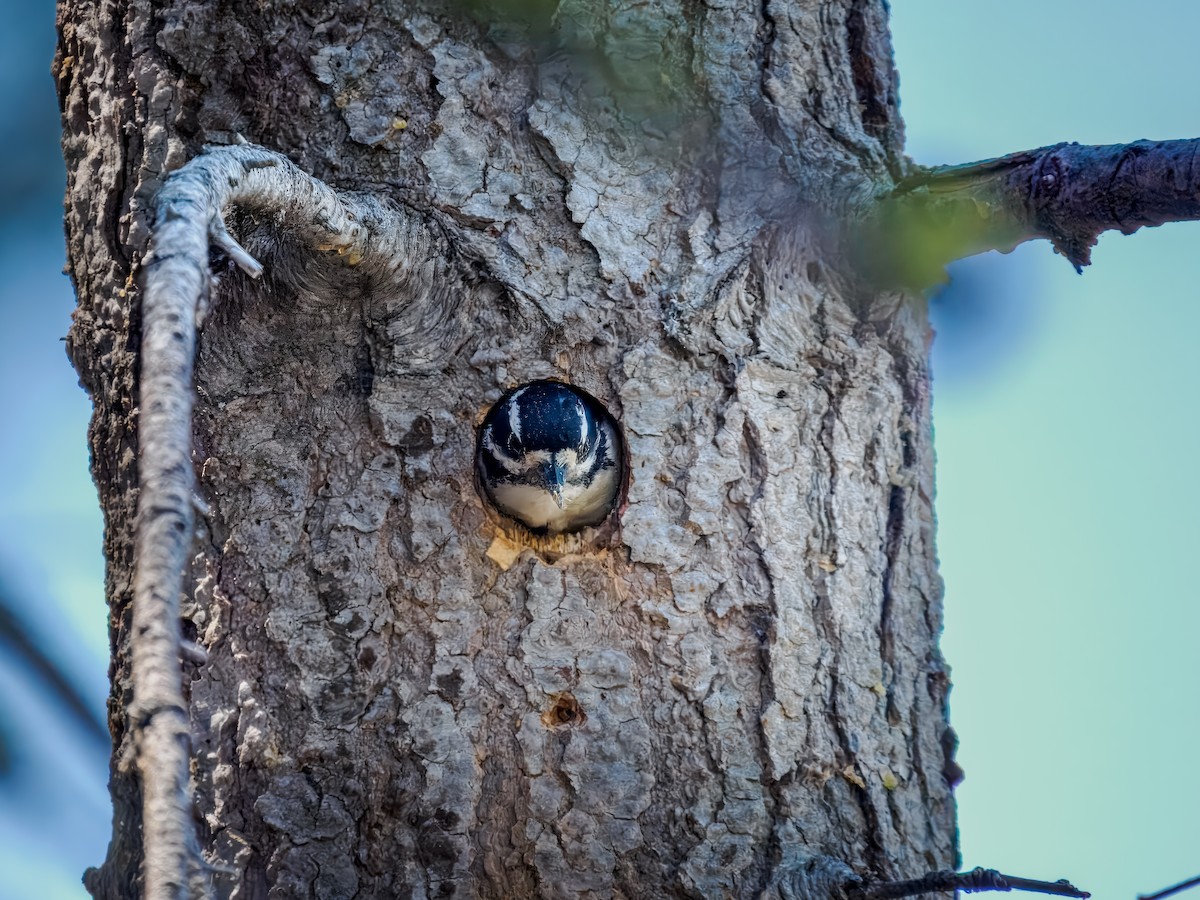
[0,1,1196,897]
[893,3,1200,898]
[0,2,113,899]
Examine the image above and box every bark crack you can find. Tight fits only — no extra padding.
[738,413,786,891]
[845,0,888,139]
[811,297,894,877]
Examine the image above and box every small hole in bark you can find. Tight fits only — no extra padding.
[776,390,787,399]
[436,670,463,701]
[541,692,585,728]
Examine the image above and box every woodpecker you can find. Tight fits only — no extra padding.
[476,380,622,534]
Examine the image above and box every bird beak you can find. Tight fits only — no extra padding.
[544,461,567,509]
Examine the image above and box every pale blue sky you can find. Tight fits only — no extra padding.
[0,2,1196,897]
[894,2,1200,896]
[0,1,112,897]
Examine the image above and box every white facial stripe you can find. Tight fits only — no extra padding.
[577,422,611,475]
[508,387,525,444]
[577,403,588,447]
[484,428,523,474]
[495,449,550,475]
[575,443,596,472]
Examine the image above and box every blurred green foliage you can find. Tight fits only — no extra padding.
[450,0,705,139]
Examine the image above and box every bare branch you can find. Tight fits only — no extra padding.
[857,138,1200,288]
[135,143,418,900]
[854,867,1090,900]
[1139,875,1200,900]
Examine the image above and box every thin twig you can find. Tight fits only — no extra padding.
[135,143,419,900]
[1139,874,1200,900]
[855,867,1090,900]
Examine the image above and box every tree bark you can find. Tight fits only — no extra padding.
[57,0,956,897]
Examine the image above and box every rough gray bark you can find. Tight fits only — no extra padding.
[57,0,956,897]
[136,145,431,899]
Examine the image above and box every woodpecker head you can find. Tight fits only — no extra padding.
[476,380,622,534]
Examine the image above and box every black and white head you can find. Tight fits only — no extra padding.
[477,380,623,534]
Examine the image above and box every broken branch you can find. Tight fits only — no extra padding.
[856,138,1200,288]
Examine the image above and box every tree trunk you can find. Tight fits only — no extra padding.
[57,0,956,896]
